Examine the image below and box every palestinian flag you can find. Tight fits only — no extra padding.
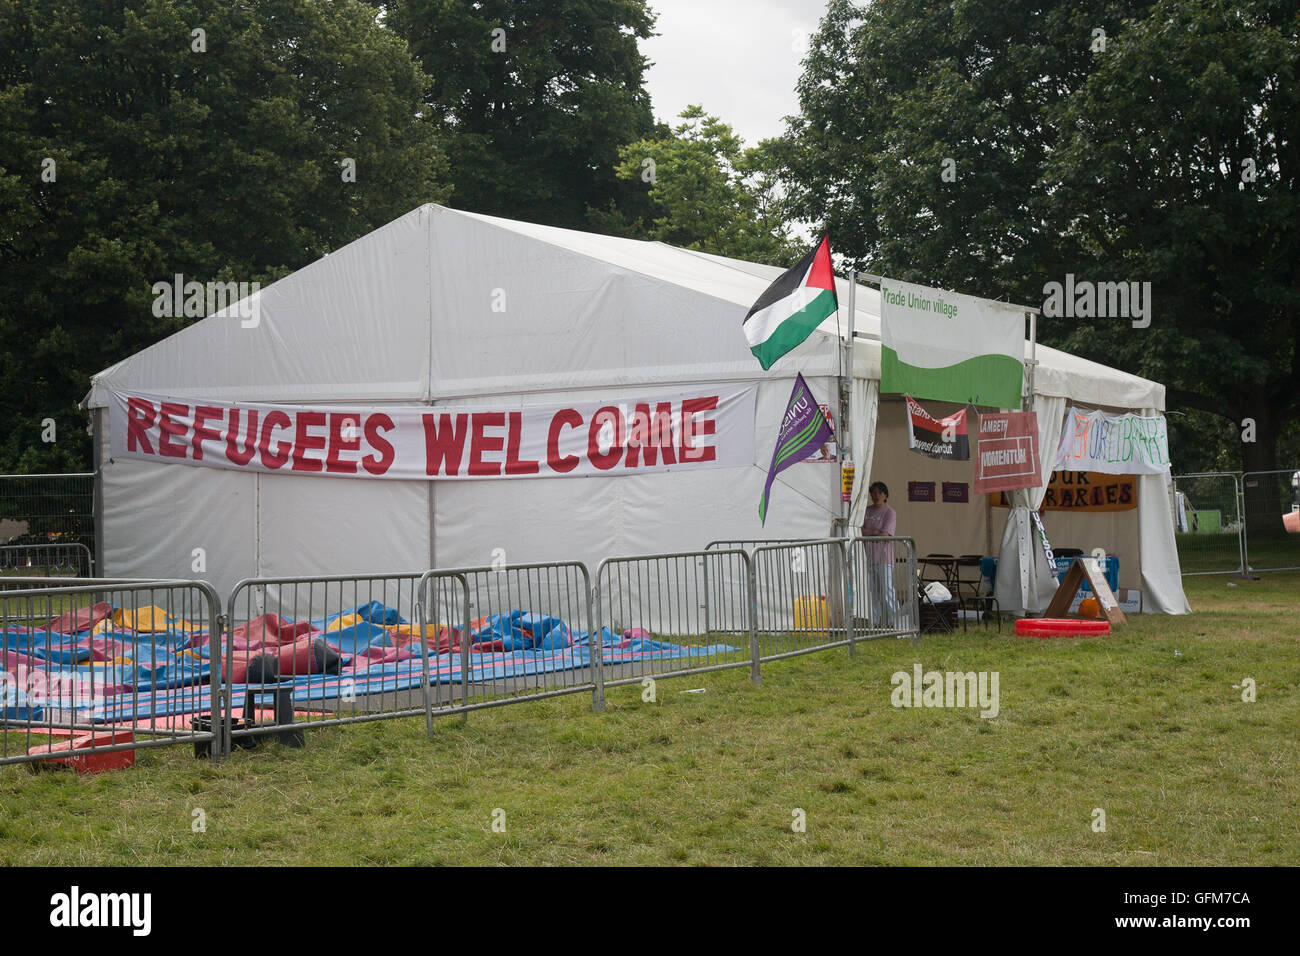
[742,235,838,370]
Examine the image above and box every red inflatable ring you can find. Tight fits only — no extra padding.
[1014,618,1110,639]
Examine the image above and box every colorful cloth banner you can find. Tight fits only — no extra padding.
[974,411,1041,494]
[107,386,757,481]
[905,395,970,460]
[1053,407,1170,475]
[759,374,833,524]
[880,277,1024,407]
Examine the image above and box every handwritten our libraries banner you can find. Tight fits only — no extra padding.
[1053,407,1170,476]
[991,472,1138,512]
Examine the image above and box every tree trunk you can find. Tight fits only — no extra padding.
[1239,395,1285,539]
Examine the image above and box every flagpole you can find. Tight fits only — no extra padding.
[840,270,855,536]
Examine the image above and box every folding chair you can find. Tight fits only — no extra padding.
[919,581,959,635]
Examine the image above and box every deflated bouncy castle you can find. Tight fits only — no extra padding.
[3,595,736,725]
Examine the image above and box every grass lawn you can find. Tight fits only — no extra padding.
[1,572,1297,866]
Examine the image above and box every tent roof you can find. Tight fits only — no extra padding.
[87,204,1164,411]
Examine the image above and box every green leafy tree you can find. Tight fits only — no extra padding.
[1045,0,1299,505]
[600,105,801,264]
[775,0,1297,481]
[0,0,451,477]
[382,0,657,231]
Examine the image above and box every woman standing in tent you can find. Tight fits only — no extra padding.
[861,482,900,628]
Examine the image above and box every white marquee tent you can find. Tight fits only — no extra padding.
[85,204,1190,614]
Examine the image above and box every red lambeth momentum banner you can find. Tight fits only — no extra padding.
[973,411,1041,495]
[107,386,757,481]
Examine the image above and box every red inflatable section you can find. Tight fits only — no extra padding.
[47,602,113,633]
[231,613,316,645]
[228,637,325,681]
[1014,618,1110,639]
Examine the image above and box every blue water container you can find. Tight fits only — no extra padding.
[1056,555,1119,592]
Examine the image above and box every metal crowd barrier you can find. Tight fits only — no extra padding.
[1172,472,1246,575]
[222,572,429,754]
[1,577,223,768]
[0,542,94,578]
[848,536,920,644]
[751,539,855,660]
[593,549,757,690]
[2,537,924,770]
[1242,469,1300,572]
[704,538,819,551]
[416,561,600,719]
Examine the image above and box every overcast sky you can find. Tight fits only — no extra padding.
[642,0,832,147]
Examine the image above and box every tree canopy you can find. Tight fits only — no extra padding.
[595,105,800,265]
[381,0,657,231]
[775,0,1298,474]
[0,0,450,472]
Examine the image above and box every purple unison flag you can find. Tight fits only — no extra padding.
[760,373,834,524]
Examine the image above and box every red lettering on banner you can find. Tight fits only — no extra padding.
[362,415,395,475]
[547,409,582,473]
[112,386,748,480]
[679,396,718,462]
[191,406,223,461]
[625,403,676,467]
[423,413,468,476]
[126,398,157,454]
[226,409,259,466]
[504,412,539,475]
[258,410,293,469]
[587,406,623,471]
[157,402,190,459]
[325,414,360,474]
[469,413,506,476]
[291,411,327,472]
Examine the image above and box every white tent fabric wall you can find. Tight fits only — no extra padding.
[99,446,258,595]
[85,203,1189,617]
[995,395,1068,615]
[848,378,880,528]
[1139,407,1192,613]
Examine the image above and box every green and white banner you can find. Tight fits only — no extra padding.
[879,278,1024,407]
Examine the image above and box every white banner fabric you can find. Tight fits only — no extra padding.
[107,386,757,481]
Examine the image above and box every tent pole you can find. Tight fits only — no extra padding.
[835,270,855,538]
[1025,310,1037,414]
[92,406,104,577]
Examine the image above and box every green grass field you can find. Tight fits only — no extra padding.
[2,573,1297,866]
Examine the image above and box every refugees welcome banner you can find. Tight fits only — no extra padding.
[1053,407,1170,475]
[880,277,1024,407]
[107,386,756,481]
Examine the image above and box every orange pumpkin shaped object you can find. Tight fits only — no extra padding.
[1078,597,1101,618]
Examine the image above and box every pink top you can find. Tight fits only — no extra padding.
[861,504,897,537]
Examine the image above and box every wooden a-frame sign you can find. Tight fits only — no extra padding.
[1045,556,1127,626]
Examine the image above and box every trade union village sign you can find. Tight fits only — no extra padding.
[990,471,1137,512]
